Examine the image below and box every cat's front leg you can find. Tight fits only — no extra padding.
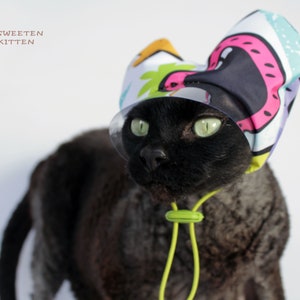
[253,263,285,300]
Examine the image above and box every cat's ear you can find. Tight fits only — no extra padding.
[182,10,300,173]
[110,10,300,173]
[109,39,198,158]
[117,38,199,112]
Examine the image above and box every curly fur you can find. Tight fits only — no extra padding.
[0,99,289,300]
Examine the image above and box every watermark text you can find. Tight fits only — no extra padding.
[0,30,44,45]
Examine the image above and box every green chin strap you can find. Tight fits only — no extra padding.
[159,190,219,300]
[159,151,262,299]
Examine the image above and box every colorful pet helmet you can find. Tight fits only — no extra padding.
[110,10,300,173]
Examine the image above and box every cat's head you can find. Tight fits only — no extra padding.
[109,11,300,203]
[113,88,252,204]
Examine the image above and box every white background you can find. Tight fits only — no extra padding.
[1,1,300,299]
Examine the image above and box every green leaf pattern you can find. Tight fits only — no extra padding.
[138,63,196,98]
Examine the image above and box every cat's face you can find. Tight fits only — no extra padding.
[121,97,252,204]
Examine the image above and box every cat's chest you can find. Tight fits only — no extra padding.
[114,187,172,266]
[117,188,242,256]
[103,187,195,297]
[113,187,257,273]
[92,180,278,298]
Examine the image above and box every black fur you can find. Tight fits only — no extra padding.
[122,98,252,203]
[0,98,289,299]
[0,193,32,300]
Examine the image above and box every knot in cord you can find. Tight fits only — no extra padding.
[165,210,204,224]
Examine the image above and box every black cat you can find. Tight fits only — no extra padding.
[0,95,289,299]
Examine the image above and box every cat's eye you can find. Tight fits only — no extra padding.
[193,117,222,137]
[130,118,149,137]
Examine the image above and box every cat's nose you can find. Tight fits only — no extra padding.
[140,146,168,171]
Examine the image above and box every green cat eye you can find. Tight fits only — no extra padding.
[131,118,149,137]
[193,117,222,137]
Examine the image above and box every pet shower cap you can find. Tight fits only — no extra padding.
[109,10,300,173]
